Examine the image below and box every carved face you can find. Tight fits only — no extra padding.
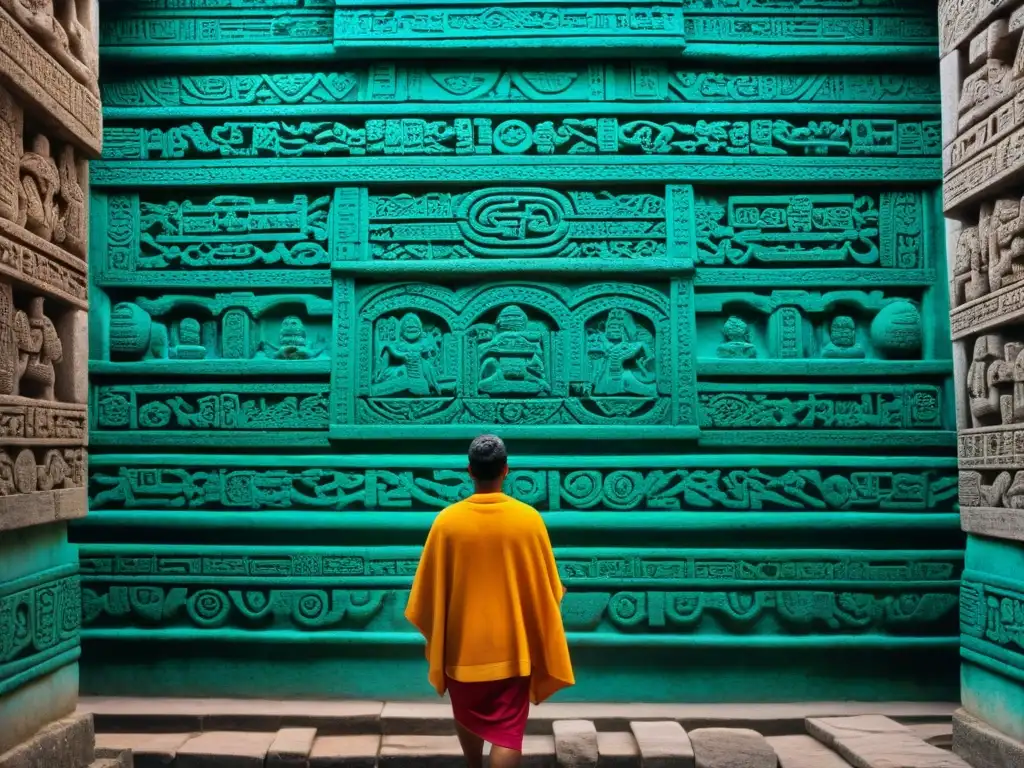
[280,316,305,343]
[399,313,423,341]
[723,315,748,342]
[830,316,856,347]
[179,318,200,345]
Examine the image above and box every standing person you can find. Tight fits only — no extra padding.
[405,434,574,768]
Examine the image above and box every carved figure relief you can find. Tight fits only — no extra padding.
[105,293,331,364]
[348,283,675,429]
[3,0,99,95]
[370,313,452,397]
[698,291,922,362]
[0,288,62,400]
[17,135,61,241]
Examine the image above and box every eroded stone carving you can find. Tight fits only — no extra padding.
[3,0,98,96]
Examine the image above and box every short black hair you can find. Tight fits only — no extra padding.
[468,434,508,481]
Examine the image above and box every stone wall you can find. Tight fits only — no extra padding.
[0,0,100,764]
[80,0,958,702]
[940,0,1024,765]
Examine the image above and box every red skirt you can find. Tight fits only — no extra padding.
[445,675,531,751]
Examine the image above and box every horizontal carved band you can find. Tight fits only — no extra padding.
[88,157,944,187]
[87,462,957,514]
[99,67,941,117]
[80,585,958,638]
[0,565,81,697]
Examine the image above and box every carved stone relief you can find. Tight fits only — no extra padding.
[943,0,1024,757]
[0,0,96,752]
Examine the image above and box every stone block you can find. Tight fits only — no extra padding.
[93,748,133,768]
[378,734,462,768]
[310,735,381,768]
[596,732,639,768]
[952,708,1024,768]
[766,735,852,768]
[0,713,95,768]
[554,721,599,768]
[94,732,194,767]
[174,731,276,768]
[688,728,777,768]
[268,728,318,767]
[629,721,694,768]
[960,505,1024,542]
[806,715,969,768]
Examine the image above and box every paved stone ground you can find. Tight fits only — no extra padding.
[78,698,967,768]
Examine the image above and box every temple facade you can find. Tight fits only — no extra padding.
[0,0,1020,766]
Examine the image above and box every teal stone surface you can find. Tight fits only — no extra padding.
[961,535,1024,741]
[80,0,959,701]
[0,525,82,745]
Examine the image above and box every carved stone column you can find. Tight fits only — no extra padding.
[0,0,100,766]
[942,0,1024,765]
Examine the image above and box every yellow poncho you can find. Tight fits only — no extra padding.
[405,492,575,704]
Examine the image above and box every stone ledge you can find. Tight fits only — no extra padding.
[0,487,87,534]
[952,708,1024,768]
[83,721,969,768]
[79,699,958,738]
[961,506,1024,542]
[0,712,94,768]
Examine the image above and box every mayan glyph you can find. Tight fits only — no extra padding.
[942,0,1024,763]
[0,0,98,765]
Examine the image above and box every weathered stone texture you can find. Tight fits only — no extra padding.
[944,0,1024,760]
[0,713,94,768]
[688,728,777,768]
[952,709,1024,768]
[0,0,97,763]
[628,721,694,768]
[554,721,600,768]
[806,716,968,768]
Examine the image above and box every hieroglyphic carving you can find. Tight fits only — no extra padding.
[0,6,101,151]
[693,192,924,269]
[88,463,958,513]
[100,68,942,109]
[0,0,98,95]
[125,194,331,272]
[368,188,667,262]
[101,117,941,161]
[0,566,81,694]
[92,384,330,433]
[0,446,83,495]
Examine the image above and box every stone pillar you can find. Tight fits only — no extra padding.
[941,0,1024,765]
[0,0,100,765]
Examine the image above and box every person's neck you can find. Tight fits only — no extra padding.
[473,482,504,495]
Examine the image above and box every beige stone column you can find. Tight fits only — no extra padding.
[941,0,1024,765]
[0,0,101,766]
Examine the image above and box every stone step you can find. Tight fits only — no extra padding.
[89,716,960,768]
[806,715,970,768]
[78,698,958,737]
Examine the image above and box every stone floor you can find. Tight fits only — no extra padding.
[77,698,968,768]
